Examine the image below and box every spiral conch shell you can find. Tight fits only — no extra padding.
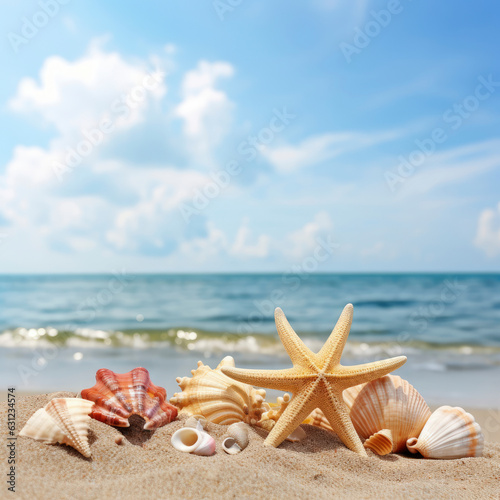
[81,367,178,430]
[406,406,484,459]
[222,422,249,454]
[170,356,269,425]
[171,421,216,456]
[19,398,94,457]
[344,375,432,455]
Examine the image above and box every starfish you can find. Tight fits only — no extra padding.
[221,304,407,455]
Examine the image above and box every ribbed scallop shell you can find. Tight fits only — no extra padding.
[303,407,333,433]
[170,356,268,425]
[406,406,484,459]
[19,398,94,457]
[81,367,177,430]
[344,375,431,455]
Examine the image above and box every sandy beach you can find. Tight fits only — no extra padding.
[2,392,499,500]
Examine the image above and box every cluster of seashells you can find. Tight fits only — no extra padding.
[18,362,484,461]
[170,416,249,456]
[20,367,178,457]
[170,356,291,431]
[305,375,484,459]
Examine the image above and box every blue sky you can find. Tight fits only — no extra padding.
[0,0,499,273]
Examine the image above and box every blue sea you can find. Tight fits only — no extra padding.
[1,273,499,408]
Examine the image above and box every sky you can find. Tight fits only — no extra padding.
[0,0,499,273]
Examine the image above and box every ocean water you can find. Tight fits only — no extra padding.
[0,273,499,408]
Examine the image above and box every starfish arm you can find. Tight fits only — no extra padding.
[330,355,407,389]
[318,394,366,456]
[317,304,354,371]
[274,308,316,367]
[264,385,318,447]
[221,366,305,392]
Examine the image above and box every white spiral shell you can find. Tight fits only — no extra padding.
[171,425,216,456]
[222,422,249,454]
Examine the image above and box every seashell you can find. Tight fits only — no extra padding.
[222,422,249,454]
[19,398,93,457]
[171,426,216,456]
[81,367,177,430]
[115,435,124,445]
[343,375,431,455]
[406,406,484,459]
[303,407,333,433]
[170,356,268,425]
[184,415,208,430]
[286,426,307,443]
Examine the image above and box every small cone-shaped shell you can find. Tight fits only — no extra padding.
[20,398,94,457]
[170,356,268,425]
[223,422,249,454]
[343,375,431,455]
[184,415,207,430]
[81,367,177,430]
[364,429,393,456]
[286,426,307,443]
[406,406,484,459]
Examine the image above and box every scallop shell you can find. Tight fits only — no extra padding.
[406,406,484,459]
[345,375,431,455]
[222,422,249,454]
[81,367,177,430]
[303,407,333,433]
[171,426,216,456]
[170,356,268,425]
[19,398,94,457]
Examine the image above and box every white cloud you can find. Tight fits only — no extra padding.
[261,130,399,173]
[0,146,58,226]
[2,41,241,259]
[175,60,235,166]
[230,221,270,258]
[179,222,228,262]
[398,139,500,196]
[475,202,500,257]
[284,211,334,260]
[9,40,166,138]
[106,169,211,254]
